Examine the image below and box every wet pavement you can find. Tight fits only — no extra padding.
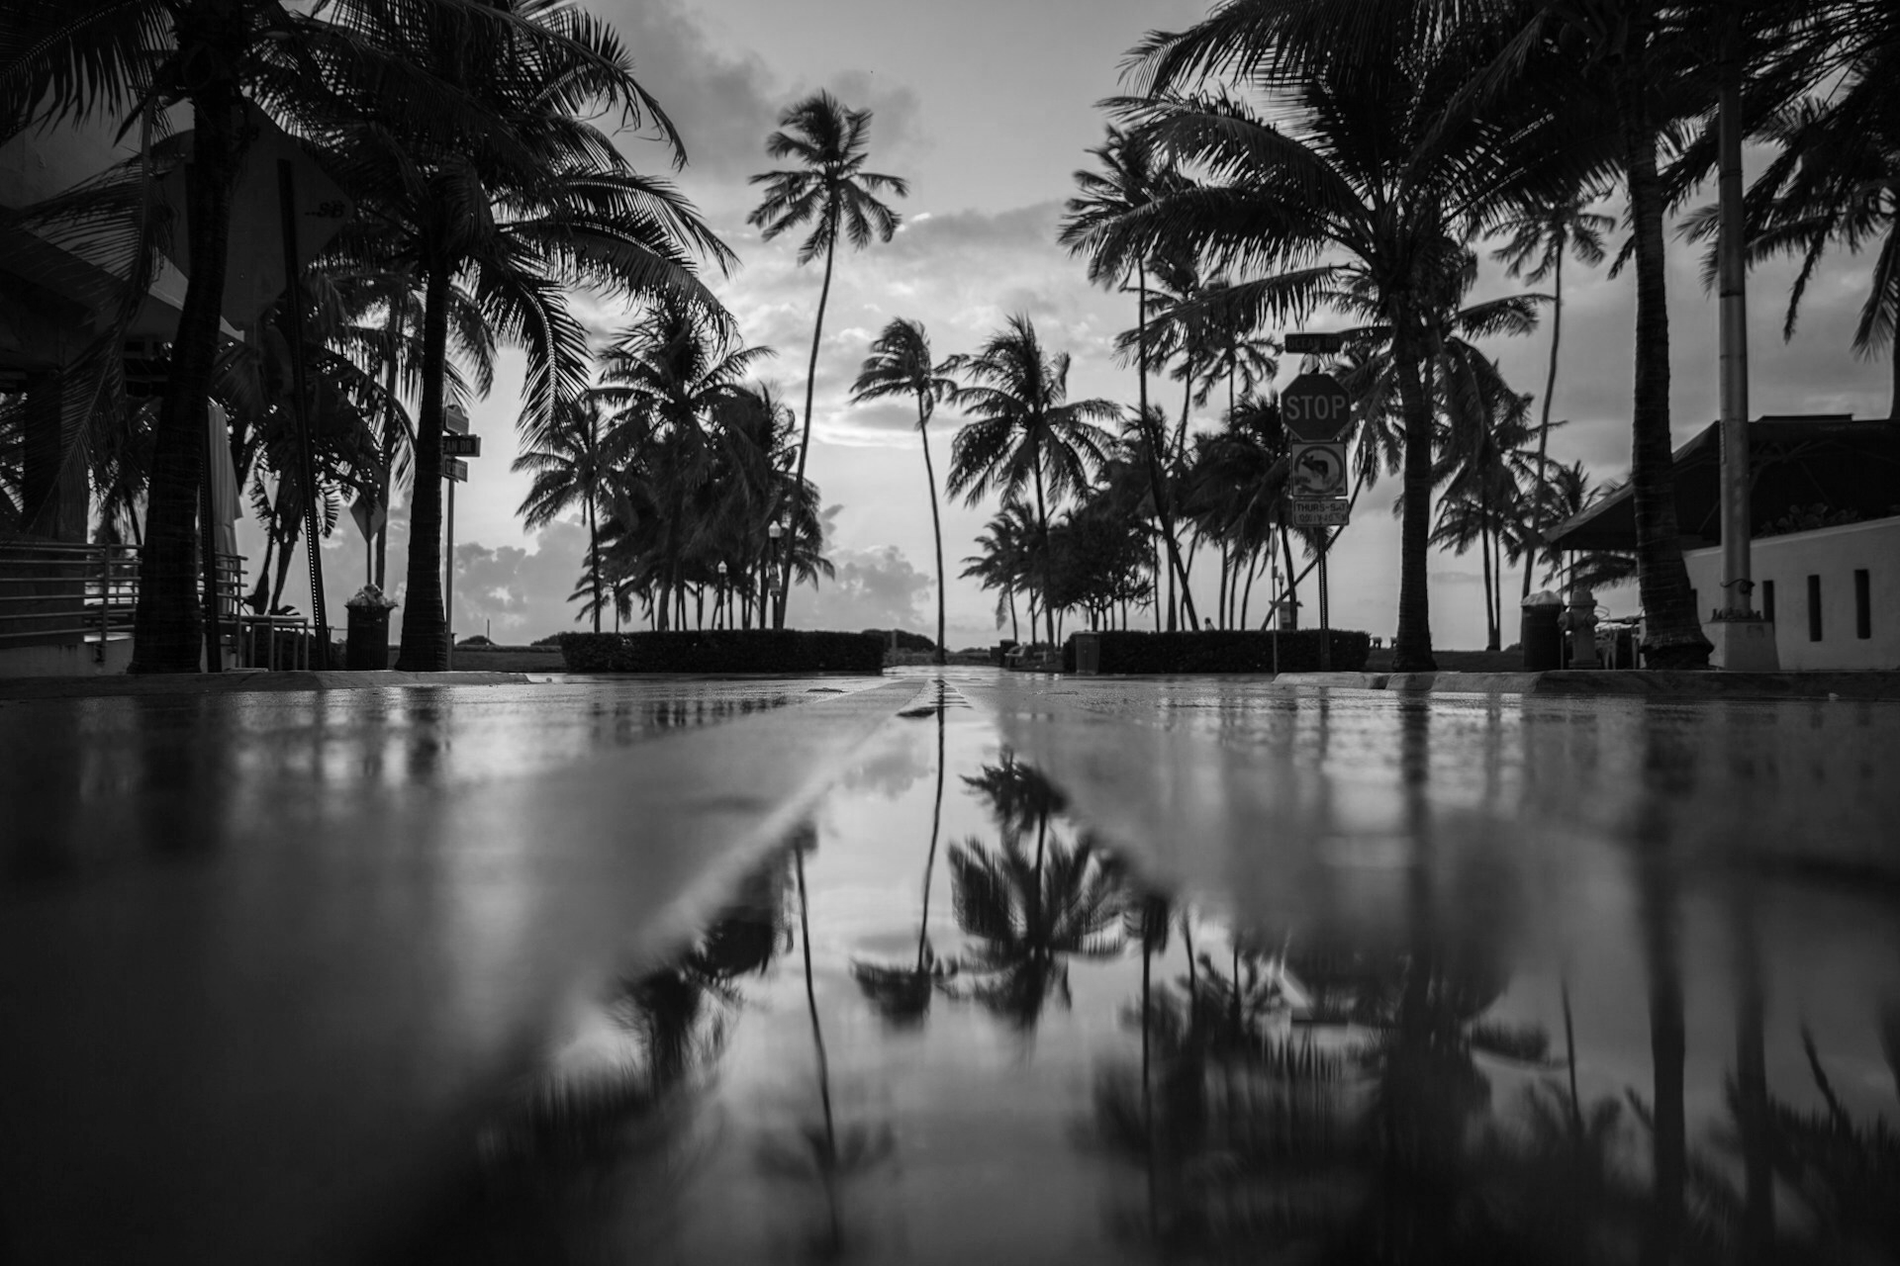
[2,670,1897,1264]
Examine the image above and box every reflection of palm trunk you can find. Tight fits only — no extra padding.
[794,848,842,1249]
[1731,885,1774,1259]
[1638,847,1686,1266]
[916,687,946,972]
[1562,976,1583,1142]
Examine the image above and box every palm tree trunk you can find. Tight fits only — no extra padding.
[1391,314,1438,672]
[1133,265,1196,631]
[1216,542,1229,631]
[918,397,947,665]
[1007,585,1019,644]
[1241,550,1258,627]
[1033,462,1056,650]
[780,234,838,628]
[129,81,247,672]
[1480,504,1497,651]
[395,260,452,671]
[1617,51,1710,669]
[1529,258,1563,602]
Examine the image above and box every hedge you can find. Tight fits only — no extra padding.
[1062,629,1372,674]
[558,630,885,674]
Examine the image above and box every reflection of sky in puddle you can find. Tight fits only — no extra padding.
[476,679,1900,1266]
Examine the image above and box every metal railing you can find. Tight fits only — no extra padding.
[0,541,247,665]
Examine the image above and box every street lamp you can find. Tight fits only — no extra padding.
[767,518,786,629]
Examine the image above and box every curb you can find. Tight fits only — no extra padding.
[1269,669,1900,701]
[0,670,532,701]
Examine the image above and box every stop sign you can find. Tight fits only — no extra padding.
[1281,372,1354,441]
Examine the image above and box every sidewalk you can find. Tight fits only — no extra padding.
[0,668,531,702]
[1271,669,1900,701]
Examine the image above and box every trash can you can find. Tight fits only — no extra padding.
[344,585,396,670]
[1520,591,1564,671]
[1072,632,1101,675]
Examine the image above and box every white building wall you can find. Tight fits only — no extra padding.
[1684,517,1900,670]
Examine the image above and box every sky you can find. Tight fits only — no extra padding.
[261,0,1894,651]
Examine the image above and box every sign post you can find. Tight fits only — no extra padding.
[1279,371,1355,671]
[442,406,475,670]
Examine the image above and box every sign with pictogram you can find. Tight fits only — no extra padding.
[1289,441,1349,499]
[1281,372,1353,441]
[1292,499,1351,526]
[442,434,481,458]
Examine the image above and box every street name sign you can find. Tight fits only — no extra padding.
[442,434,482,458]
[1288,441,1349,498]
[1281,372,1353,441]
[443,405,470,436]
[1292,499,1351,527]
[445,458,468,482]
[1283,331,1343,355]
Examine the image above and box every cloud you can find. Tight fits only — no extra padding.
[786,544,934,633]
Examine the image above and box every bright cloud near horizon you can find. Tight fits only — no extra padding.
[266,0,1894,650]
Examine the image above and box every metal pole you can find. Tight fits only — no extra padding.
[1717,7,1753,616]
[1318,535,1332,671]
[278,159,329,669]
[445,472,454,671]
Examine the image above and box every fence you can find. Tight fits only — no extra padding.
[0,541,249,666]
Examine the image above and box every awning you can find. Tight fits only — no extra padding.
[1547,415,1900,552]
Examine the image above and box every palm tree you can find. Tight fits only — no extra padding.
[1059,126,1197,627]
[946,315,1117,651]
[850,318,956,663]
[1709,93,1900,419]
[1111,12,1591,671]
[962,499,1037,644]
[514,392,615,632]
[318,0,732,669]
[594,295,772,629]
[1491,191,1615,580]
[747,90,907,628]
[0,0,606,671]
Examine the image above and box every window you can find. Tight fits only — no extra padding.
[1856,569,1871,639]
[1808,575,1823,642]
[1762,579,1775,623]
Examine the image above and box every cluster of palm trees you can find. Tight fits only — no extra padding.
[1036,0,1898,670]
[2,2,917,667]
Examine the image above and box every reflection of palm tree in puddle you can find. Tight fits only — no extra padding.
[757,828,893,1263]
[850,680,956,1025]
[950,754,1121,1030]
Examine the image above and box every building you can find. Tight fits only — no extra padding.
[1548,415,1899,670]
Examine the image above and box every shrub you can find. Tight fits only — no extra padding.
[1062,629,1372,674]
[530,632,565,647]
[558,630,885,674]
[860,628,936,652]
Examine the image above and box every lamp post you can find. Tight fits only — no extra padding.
[767,518,786,629]
[716,560,728,629]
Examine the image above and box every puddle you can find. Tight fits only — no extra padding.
[432,679,1900,1264]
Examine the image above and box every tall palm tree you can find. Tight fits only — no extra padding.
[0,0,594,671]
[514,391,615,632]
[1111,11,1592,671]
[747,90,907,627]
[1491,191,1614,580]
[946,315,1117,651]
[850,318,956,663]
[319,0,732,669]
[1059,126,1197,627]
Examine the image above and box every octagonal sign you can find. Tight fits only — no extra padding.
[1282,372,1354,441]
